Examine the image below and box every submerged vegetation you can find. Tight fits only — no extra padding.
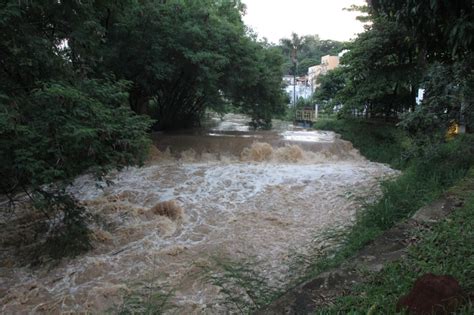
[203,257,281,313]
[309,119,474,278]
[292,2,474,304]
[320,169,474,314]
[0,0,287,259]
[0,0,473,313]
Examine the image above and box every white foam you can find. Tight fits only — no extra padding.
[2,135,399,313]
[281,130,336,142]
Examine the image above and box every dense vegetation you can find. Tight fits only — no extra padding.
[0,0,287,259]
[1,3,472,312]
[303,1,474,311]
[101,0,287,129]
[327,172,474,314]
[278,33,345,76]
[313,120,473,261]
[314,1,473,137]
[320,166,474,314]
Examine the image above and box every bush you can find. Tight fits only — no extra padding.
[33,190,92,260]
[0,79,153,259]
[313,118,406,168]
[1,79,152,190]
[400,59,474,137]
[321,171,474,314]
[307,119,474,281]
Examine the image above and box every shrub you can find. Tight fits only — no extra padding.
[0,79,153,259]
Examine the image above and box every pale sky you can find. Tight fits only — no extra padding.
[241,0,366,43]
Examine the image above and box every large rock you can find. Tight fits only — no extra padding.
[397,273,466,314]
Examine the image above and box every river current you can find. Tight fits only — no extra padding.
[0,114,398,313]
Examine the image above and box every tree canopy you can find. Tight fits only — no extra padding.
[0,0,288,258]
[99,0,287,130]
[279,34,345,76]
[314,1,473,134]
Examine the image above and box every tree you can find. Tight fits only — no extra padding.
[0,0,152,258]
[313,67,347,111]
[333,9,419,119]
[369,0,473,60]
[227,44,288,129]
[279,34,345,76]
[368,0,473,133]
[280,33,305,77]
[101,0,286,130]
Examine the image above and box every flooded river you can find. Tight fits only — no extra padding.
[0,114,398,313]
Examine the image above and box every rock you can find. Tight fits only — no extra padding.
[396,273,466,314]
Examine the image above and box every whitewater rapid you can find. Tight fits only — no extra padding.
[0,124,398,314]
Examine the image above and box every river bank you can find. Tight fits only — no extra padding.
[261,168,474,314]
[0,115,397,314]
[260,118,473,313]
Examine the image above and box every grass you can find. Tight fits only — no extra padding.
[300,120,473,280]
[202,256,282,313]
[123,117,471,313]
[117,283,174,315]
[319,169,474,314]
[208,119,473,313]
[290,118,474,313]
[313,118,407,169]
[115,255,175,314]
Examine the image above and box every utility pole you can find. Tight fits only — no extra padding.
[292,49,297,111]
[287,33,303,124]
[293,73,296,108]
[294,62,298,122]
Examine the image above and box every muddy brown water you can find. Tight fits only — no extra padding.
[0,114,398,313]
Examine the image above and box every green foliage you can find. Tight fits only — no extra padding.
[297,58,319,75]
[0,1,153,259]
[321,171,474,314]
[0,0,288,260]
[279,34,345,76]
[307,120,474,289]
[32,190,92,260]
[370,0,474,59]
[307,1,474,301]
[227,45,288,129]
[335,2,473,129]
[1,0,286,132]
[204,257,281,313]
[313,67,346,110]
[334,12,419,119]
[313,119,406,168]
[0,79,152,258]
[103,0,286,130]
[353,136,471,234]
[400,58,474,136]
[1,79,152,192]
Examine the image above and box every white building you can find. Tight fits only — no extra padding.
[285,75,312,105]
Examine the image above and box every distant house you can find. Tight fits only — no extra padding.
[308,55,340,93]
[282,75,294,86]
[284,74,312,105]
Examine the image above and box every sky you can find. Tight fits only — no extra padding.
[241,0,366,43]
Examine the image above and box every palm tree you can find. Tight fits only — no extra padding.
[280,33,304,112]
